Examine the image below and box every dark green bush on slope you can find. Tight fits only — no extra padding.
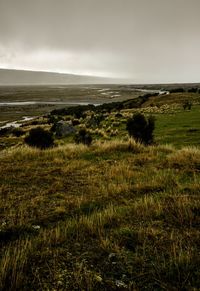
[12,128,24,137]
[74,129,92,146]
[24,127,54,149]
[183,100,192,110]
[126,113,155,145]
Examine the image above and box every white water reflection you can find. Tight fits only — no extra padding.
[135,89,169,95]
[1,116,36,129]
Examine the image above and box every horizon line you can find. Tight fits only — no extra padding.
[0,67,200,85]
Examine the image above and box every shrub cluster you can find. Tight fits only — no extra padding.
[126,113,155,145]
[74,129,92,146]
[0,127,14,137]
[24,127,54,149]
[12,128,24,137]
[183,100,192,110]
[50,93,157,119]
[0,127,24,137]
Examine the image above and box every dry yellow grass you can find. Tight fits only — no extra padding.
[0,139,200,290]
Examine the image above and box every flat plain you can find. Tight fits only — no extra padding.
[0,85,142,123]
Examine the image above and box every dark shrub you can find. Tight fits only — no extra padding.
[24,127,54,149]
[72,119,80,126]
[169,88,185,93]
[188,87,198,93]
[50,122,57,133]
[87,114,104,128]
[74,129,92,146]
[126,113,155,145]
[115,112,123,118]
[12,128,24,137]
[47,114,63,124]
[0,127,13,137]
[183,100,192,110]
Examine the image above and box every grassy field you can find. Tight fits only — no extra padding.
[0,89,200,290]
[154,105,200,146]
[0,141,200,290]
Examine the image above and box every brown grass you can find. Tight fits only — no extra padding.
[0,140,199,290]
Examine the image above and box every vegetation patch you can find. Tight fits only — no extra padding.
[0,140,200,290]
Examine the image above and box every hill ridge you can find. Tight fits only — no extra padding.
[0,68,112,85]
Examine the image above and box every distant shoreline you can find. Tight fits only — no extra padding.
[0,101,100,106]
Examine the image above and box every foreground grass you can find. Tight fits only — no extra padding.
[0,140,200,290]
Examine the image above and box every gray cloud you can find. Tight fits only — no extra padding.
[0,0,200,82]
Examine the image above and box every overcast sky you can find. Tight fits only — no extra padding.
[0,0,200,83]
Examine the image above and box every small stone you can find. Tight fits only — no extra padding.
[115,280,128,288]
[32,225,40,230]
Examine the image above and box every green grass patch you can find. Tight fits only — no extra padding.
[154,105,200,146]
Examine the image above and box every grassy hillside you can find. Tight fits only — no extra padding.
[0,90,200,290]
[0,140,200,290]
[2,95,200,150]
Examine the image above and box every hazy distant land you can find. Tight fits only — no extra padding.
[0,68,116,85]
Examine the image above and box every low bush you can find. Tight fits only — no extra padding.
[12,128,24,137]
[0,127,13,137]
[126,113,155,145]
[74,129,92,146]
[24,127,54,149]
[72,119,80,126]
[183,100,192,110]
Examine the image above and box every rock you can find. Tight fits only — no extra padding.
[55,121,76,137]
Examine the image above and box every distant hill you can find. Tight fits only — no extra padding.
[0,69,113,85]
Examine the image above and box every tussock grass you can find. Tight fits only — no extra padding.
[0,143,87,161]
[0,139,200,290]
[167,146,200,170]
[94,138,145,154]
[0,239,32,291]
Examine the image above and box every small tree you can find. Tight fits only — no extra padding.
[126,113,155,145]
[74,129,92,146]
[24,127,54,149]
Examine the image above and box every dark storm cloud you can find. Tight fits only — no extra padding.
[0,0,200,82]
